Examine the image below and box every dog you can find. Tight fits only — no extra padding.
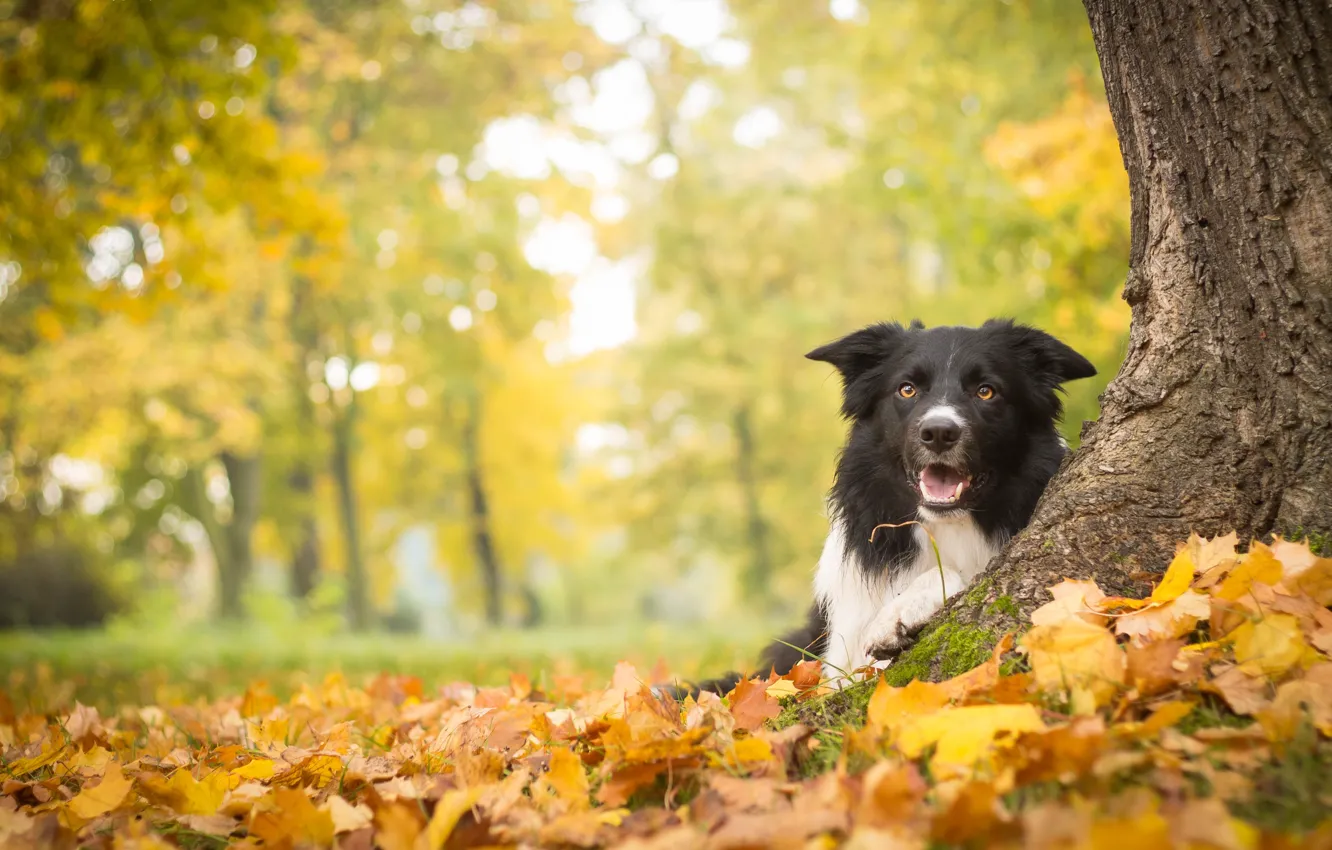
[673,318,1096,695]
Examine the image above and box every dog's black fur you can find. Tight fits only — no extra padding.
[669,319,1096,697]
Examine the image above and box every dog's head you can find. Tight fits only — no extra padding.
[807,319,1096,514]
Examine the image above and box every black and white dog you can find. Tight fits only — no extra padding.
[679,319,1097,693]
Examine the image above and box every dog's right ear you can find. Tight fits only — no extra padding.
[806,322,912,418]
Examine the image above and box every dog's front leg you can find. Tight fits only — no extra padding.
[863,566,970,662]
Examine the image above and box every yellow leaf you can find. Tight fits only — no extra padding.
[1215,543,1283,602]
[424,787,483,850]
[1022,619,1126,713]
[1148,545,1196,604]
[532,748,588,811]
[896,704,1044,778]
[323,795,373,834]
[150,768,229,815]
[228,758,276,783]
[1231,614,1315,678]
[67,762,133,820]
[728,736,774,764]
[866,677,950,735]
[765,678,799,699]
[249,787,335,848]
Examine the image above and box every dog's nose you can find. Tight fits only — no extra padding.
[918,415,961,452]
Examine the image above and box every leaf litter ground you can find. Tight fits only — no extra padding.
[4,534,1332,848]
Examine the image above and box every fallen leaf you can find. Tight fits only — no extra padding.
[532,748,589,812]
[1022,618,1126,712]
[424,787,484,850]
[1231,613,1316,678]
[866,677,950,735]
[1031,579,1108,626]
[728,677,781,732]
[248,787,335,849]
[66,762,133,820]
[896,704,1045,778]
[1204,664,1272,715]
[1114,589,1210,642]
[324,794,373,834]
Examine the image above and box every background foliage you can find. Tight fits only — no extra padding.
[0,0,1129,683]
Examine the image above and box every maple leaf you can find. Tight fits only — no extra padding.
[65,762,133,821]
[728,677,782,732]
[1113,588,1210,642]
[424,787,485,849]
[1230,613,1318,678]
[867,678,950,736]
[1031,579,1109,626]
[895,704,1045,780]
[248,787,335,849]
[531,748,589,813]
[1021,618,1126,713]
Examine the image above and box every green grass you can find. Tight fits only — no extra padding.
[1230,723,1332,835]
[0,617,785,713]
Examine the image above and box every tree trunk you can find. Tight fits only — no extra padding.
[332,404,370,631]
[219,452,262,621]
[289,473,321,600]
[905,0,1332,679]
[733,405,773,600]
[462,397,503,627]
[287,271,322,601]
[181,457,260,622]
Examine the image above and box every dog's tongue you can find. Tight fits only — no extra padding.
[921,465,967,501]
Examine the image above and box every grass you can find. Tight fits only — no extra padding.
[1231,722,1332,834]
[0,617,786,713]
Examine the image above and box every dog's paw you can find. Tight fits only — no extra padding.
[867,620,925,661]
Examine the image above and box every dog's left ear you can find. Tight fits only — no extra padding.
[987,319,1097,386]
[806,322,912,418]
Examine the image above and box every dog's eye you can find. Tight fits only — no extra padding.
[897,382,917,399]
[976,384,996,401]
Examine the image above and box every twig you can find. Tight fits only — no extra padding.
[871,521,946,607]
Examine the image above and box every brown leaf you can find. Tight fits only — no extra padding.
[728,677,781,732]
[1204,664,1272,715]
[1125,638,1187,696]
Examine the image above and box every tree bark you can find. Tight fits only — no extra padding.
[181,455,261,622]
[462,396,503,627]
[286,270,322,601]
[909,0,1332,676]
[219,451,262,621]
[733,405,773,600]
[332,403,370,631]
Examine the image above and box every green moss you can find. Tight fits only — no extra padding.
[1273,526,1331,557]
[882,620,998,687]
[985,594,1019,618]
[962,577,993,608]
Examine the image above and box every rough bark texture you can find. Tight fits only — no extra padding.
[462,397,504,627]
[908,0,1332,679]
[733,404,773,599]
[332,406,370,631]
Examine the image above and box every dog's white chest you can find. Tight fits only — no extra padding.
[814,512,999,680]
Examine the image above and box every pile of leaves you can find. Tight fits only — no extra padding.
[3,534,1332,849]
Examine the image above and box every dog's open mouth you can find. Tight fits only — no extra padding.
[914,464,971,506]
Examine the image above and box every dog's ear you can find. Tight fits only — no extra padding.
[806,322,912,418]
[985,319,1097,386]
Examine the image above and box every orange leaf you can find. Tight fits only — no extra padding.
[729,677,781,732]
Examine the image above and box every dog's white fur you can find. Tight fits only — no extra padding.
[814,507,1001,683]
